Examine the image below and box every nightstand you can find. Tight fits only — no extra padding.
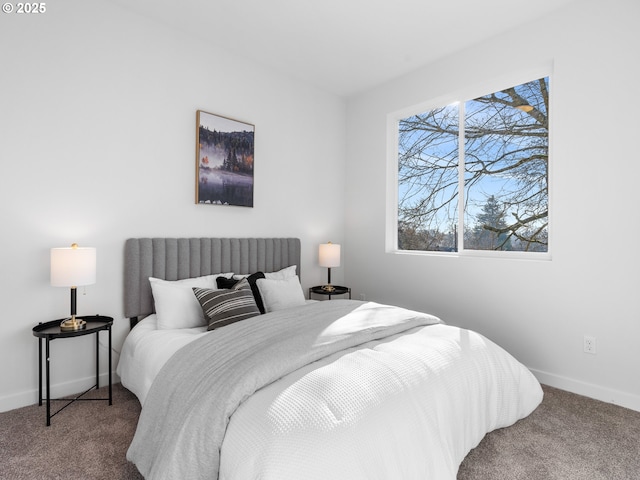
[32,315,113,426]
[309,285,351,300]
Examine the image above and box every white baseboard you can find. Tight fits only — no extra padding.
[530,368,640,413]
[0,371,119,414]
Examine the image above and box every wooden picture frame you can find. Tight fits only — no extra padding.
[195,110,254,207]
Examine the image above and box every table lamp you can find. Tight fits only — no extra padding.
[319,242,340,292]
[50,243,96,331]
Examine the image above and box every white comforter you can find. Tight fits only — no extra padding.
[116,315,207,405]
[127,300,542,480]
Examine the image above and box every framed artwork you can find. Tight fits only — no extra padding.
[195,110,254,207]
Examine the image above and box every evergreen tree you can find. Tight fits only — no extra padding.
[469,195,512,250]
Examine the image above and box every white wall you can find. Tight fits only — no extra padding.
[0,0,347,411]
[345,0,640,411]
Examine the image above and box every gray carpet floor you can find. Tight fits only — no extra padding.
[458,385,640,479]
[0,383,638,479]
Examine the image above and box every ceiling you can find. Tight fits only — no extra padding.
[106,0,577,97]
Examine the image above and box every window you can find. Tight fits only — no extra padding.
[395,76,549,255]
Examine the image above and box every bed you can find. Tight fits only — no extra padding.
[118,237,543,480]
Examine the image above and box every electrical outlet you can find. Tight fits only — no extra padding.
[583,335,597,354]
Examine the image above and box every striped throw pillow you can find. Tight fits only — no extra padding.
[193,285,260,331]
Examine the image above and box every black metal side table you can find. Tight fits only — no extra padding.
[32,315,113,426]
[309,285,351,300]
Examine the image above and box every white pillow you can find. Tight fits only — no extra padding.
[264,265,297,280]
[150,273,233,329]
[233,265,297,280]
[256,275,305,313]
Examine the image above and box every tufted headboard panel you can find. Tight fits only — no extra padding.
[124,237,301,322]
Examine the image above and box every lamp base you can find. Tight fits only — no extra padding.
[60,316,87,331]
[321,284,336,292]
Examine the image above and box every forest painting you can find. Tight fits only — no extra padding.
[196,110,254,207]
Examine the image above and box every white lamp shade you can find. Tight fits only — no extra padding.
[319,243,341,268]
[50,246,96,287]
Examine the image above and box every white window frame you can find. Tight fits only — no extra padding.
[386,66,553,260]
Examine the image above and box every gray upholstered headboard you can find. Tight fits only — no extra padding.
[124,238,301,325]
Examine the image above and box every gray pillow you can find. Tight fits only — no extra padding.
[193,285,260,331]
